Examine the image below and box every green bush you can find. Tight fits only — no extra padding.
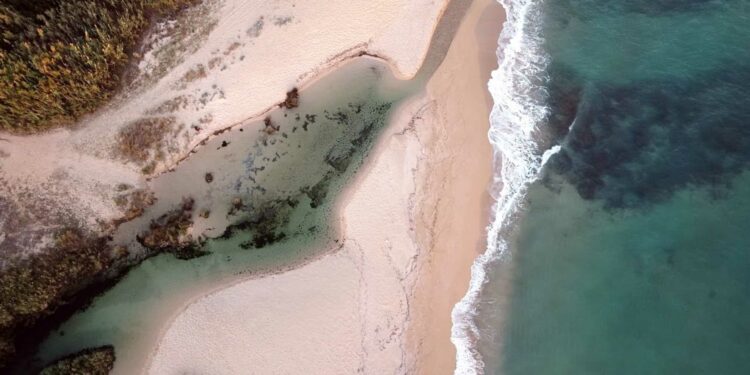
[0,0,197,133]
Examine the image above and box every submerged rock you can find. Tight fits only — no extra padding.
[39,345,115,375]
[282,88,299,109]
[303,171,335,208]
[221,199,292,249]
[263,117,279,135]
[137,198,208,260]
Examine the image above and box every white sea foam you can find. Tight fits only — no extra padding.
[450,0,551,373]
[541,144,561,166]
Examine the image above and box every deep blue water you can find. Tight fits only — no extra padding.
[478,0,750,373]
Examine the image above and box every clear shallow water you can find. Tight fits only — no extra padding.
[465,0,750,373]
[31,59,414,374]
[26,0,473,369]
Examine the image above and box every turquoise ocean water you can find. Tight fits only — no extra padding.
[454,0,750,373]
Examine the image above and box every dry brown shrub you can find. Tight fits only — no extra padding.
[208,57,222,69]
[147,95,189,114]
[0,0,200,133]
[116,117,175,164]
[177,64,207,86]
[114,189,156,224]
[223,41,241,55]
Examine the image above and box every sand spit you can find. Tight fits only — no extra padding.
[148,96,430,374]
[0,0,448,259]
[411,0,504,373]
[147,0,503,373]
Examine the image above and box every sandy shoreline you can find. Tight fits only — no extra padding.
[147,0,504,373]
[0,0,450,260]
[411,0,504,373]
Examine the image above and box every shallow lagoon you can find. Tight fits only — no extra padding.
[34,58,415,374]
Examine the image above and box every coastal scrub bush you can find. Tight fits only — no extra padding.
[116,116,175,164]
[113,189,157,226]
[0,228,113,369]
[0,0,197,133]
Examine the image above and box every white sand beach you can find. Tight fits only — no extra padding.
[147,0,504,373]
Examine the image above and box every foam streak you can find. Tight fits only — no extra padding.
[450,0,551,373]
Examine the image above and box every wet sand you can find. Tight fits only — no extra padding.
[409,0,504,373]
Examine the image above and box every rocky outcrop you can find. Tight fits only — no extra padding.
[39,345,115,375]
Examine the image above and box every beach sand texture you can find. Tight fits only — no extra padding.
[0,0,449,258]
[147,0,504,373]
[148,95,429,374]
[411,0,504,373]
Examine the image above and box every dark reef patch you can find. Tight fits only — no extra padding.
[304,171,337,209]
[219,99,394,249]
[547,0,723,19]
[226,200,292,250]
[546,65,750,208]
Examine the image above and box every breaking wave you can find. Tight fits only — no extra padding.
[450,0,553,373]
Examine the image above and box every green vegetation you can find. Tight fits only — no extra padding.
[40,345,115,375]
[0,0,198,133]
[0,199,201,370]
[0,228,114,369]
